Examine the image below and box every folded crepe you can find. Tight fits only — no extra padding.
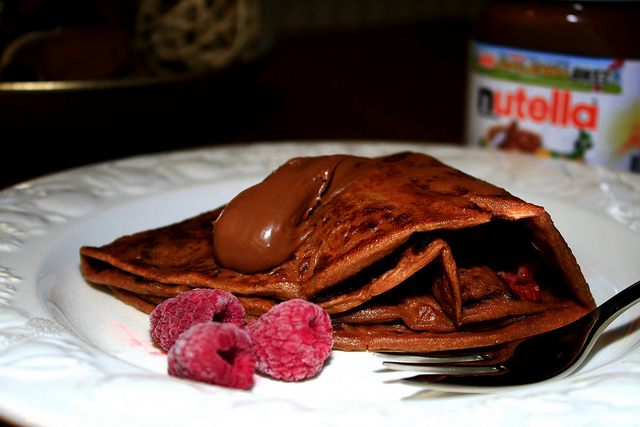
[80,152,596,352]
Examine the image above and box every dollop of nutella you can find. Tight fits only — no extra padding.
[212,155,367,274]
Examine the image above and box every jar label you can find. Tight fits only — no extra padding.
[466,41,640,172]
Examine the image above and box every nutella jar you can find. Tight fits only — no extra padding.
[465,0,640,172]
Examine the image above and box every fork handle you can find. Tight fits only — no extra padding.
[596,279,640,331]
[576,278,640,367]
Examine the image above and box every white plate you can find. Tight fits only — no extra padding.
[1,141,640,427]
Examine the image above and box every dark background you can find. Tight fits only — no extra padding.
[0,2,479,190]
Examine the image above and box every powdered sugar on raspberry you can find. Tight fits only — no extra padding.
[150,288,245,351]
[168,322,256,390]
[246,299,333,381]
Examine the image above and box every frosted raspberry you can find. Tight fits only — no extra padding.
[168,322,256,389]
[150,288,245,351]
[246,299,333,381]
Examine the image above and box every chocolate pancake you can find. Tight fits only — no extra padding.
[80,152,596,352]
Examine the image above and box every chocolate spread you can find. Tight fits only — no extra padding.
[212,155,370,274]
[466,0,640,172]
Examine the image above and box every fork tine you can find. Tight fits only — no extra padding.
[382,361,508,376]
[374,352,492,364]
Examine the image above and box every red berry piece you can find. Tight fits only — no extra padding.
[246,299,333,381]
[168,322,256,390]
[150,288,245,351]
[498,264,543,302]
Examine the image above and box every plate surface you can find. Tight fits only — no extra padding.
[1,141,640,427]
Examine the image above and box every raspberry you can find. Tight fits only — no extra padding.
[150,288,245,351]
[246,299,333,381]
[168,322,256,389]
[498,263,543,302]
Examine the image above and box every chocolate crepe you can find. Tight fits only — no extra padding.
[80,152,596,352]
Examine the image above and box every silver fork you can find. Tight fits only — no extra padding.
[376,279,640,393]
